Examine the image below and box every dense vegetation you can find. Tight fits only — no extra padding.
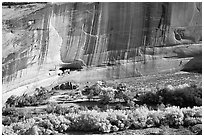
[139,84,202,107]
[5,87,53,107]
[3,81,202,135]
[5,81,202,108]
[83,82,202,107]
[2,104,202,135]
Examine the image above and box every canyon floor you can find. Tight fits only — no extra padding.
[3,71,202,135]
[2,3,202,135]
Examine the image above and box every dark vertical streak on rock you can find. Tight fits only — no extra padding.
[142,3,150,64]
[65,3,76,61]
[160,3,171,46]
[38,9,50,66]
[2,2,202,85]
[87,2,100,66]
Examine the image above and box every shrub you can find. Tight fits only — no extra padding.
[98,123,112,133]
[44,103,72,115]
[99,88,115,104]
[138,92,160,105]
[58,123,69,133]
[92,105,101,111]
[101,104,111,111]
[11,118,36,135]
[38,119,53,130]
[2,107,33,126]
[115,103,124,110]
[44,103,56,114]
[5,95,18,107]
[82,86,91,95]
[5,87,51,108]
[146,111,165,127]
[2,116,12,126]
[127,107,149,129]
[111,125,119,132]
[117,83,127,91]
[181,106,202,127]
[68,110,108,132]
[2,107,18,116]
[78,106,89,111]
[172,85,201,107]
[2,116,21,126]
[2,125,16,135]
[2,105,202,135]
[83,82,103,97]
[190,124,202,135]
[163,106,184,127]
[54,105,68,115]
[99,94,112,104]
[193,107,202,117]
[42,114,71,133]
[182,108,195,118]
[47,114,61,127]
[83,82,134,105]
[16,94,31,107]
[139,84,202,107]
[183,117,202,126]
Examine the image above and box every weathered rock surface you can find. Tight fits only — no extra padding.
[2,2,202,93]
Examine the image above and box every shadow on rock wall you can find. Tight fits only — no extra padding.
[2,2,202,92]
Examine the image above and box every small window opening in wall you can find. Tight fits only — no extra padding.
[59,68,71,75]
[28,20,35,26]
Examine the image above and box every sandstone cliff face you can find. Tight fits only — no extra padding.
[2,2,202,92]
